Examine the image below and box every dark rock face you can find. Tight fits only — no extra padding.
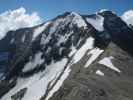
[0,11,133,100]
[100,11,133,56]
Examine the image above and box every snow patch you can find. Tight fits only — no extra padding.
[73,37,94,63]
[1,73,42,100]
[22,52,44,72]
[22,58,68,100]
[56,31,72,46]
[33,22,51,41]
[98,56,121,73]
[71,12,87,28]
[10,38,15,44]
[2,58,68,100]
[45,63,71,100]
[86,15,104,31]
[99,9,109,13]
[96,70,104,76]
[22,34,25,42]
[40,21,59,45]
[84,48,104,68]
[98,9,116,15]
[49,18,65,34]
[69,45,77,57]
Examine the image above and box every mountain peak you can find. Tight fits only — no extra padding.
[52,11,87,29]
[98,9,116,14]
[0,10,133,100]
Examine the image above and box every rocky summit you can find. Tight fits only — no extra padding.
[0,10,133,100]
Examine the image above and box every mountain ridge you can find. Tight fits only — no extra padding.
[0,10,133,100]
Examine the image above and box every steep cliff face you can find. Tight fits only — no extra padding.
[0,10,133,100]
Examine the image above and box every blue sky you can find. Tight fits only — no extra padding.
[0,0,133,21]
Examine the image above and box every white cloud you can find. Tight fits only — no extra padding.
[121,10,133,26]
[0,7,42,40]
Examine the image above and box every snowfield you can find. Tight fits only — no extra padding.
[2,58,68,100]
